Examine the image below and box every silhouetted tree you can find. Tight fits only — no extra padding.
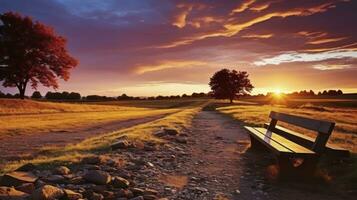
[0,12,78,99]
[209,69,253,103]
[31,91,42,99]
[68,92,81,100]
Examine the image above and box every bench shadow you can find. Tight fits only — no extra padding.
[239,146,357,198]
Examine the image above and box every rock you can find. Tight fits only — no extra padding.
[193,187,208,193]
[44,175,66,184]
[111,140,131,150]
[0,186,29,200]
[131,188,144,196]
[130,196,144,200]
[82,156,106,165]
[117,189,134,198]
[154,128,178,137]
[83,170,111,185]
[112,176,130,189]
[31,185,64,200]
[175,137,187,144]
[144,189,158,196]
[0,171,38,187]
[15,163,36,172]
[64,189,83,200]
[53,166,70,175]
[15,183,35,194]
[143,195,157,200]
[91,192,104,200]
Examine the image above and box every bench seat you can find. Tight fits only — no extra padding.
[244,126,317,158]
[263,123,349,157]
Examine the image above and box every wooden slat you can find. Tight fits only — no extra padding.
[244,126,292,155]
[269,111,335,134]
[253,127,315,155]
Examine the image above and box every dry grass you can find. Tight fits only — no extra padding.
[216,100,357,152]
[0,99,201,137]
[0,101,206,173]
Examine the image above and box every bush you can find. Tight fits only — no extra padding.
[31,91,42,99]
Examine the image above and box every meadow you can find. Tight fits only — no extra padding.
[0,99,205,137]
[0,98,208,172]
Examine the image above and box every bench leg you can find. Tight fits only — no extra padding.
[277,156,318,178]
[249,135,266,150]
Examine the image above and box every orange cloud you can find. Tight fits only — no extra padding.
[307,37,347,44]
[134,60,205,74]
[297,31,328,38]
[231,0,256,14]
[172,4,194,28]
[242,33,274,39]
[303,42,357,52]
[249,3,271,12]
[162,2,342,48]
[313,64,351,70]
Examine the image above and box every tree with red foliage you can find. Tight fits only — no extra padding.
[0,12,77,99]
[209,69,253,103]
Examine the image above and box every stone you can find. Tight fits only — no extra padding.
[131,188,144,196]
[112,176,130,189]
[175,137,187,144]
[82,156,106,165]
[154,128,178,137]
[0,171,38,187]
[130,196,144,200]
[31,185,64,200]
[111,140,131,150]
[91,192,104,200]
[83,170,111,185]
[0,186,29,200]
[117,189,134,198]
[15,163,36,172]
[64,189,83,200]
[15,183,35,194]
[143,195,157,200]
[144,189,158,196]
[53,166,70,175]
[44,175,66,184]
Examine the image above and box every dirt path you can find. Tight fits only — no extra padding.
[167,110,353,200]
[0,114,167,161]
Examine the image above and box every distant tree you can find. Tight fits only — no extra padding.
[322,90,328,95]
[68,92,81,100]
[31,91,42,99]
[337,89,343,95]
[209,69,253,103]
[182,94,188,98]
[0,12,78,99]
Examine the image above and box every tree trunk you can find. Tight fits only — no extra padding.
[17,81,28,99]
[229,98,233,103]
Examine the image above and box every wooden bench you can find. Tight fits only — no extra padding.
[244,111,349,176]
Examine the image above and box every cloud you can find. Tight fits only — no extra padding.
[172,4,194,28]
[231,0,256,14]
[307,37,347,44]
[312,64,351,70]
[161,1,342,48]
[249,2,271,12]
[134,60,206,74]
[242,33,274,39]
[254,50,357,66]
[303,42,357,52]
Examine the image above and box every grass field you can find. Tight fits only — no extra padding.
[0,99,207,173]
[0,99,206,137]
[216,97,357,152]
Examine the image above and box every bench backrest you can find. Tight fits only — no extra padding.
[267,111,335,153]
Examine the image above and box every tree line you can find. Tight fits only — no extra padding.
[264,89,344,97]
[0,90,209,101]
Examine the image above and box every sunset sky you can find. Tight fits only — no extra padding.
[1,0,357,96]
